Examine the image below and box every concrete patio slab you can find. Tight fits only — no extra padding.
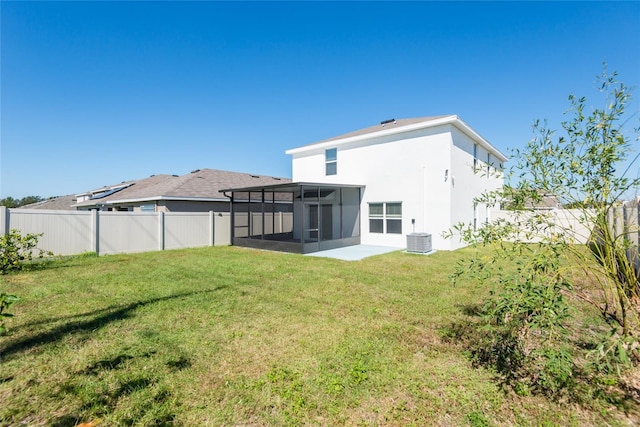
[305,244,402,261]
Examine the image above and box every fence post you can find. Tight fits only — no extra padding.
[209,211,215,246]
[637,201,640,253]
[91,210,100,255]
[607,208,613,238]
[623,204,629,241]
[0,206,8,235]
[158,211,165,251]
[627,201,640,254]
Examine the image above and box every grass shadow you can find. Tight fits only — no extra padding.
[457,302,484,317]
[11,285,227,330]
[0,288,225,361]
[49,415,82,427]
[54,371,171,427]
[166,355,192,371]
[82,353,136,375]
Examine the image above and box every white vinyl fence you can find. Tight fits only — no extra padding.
[0,207,230,256]
[490,200,640,249]
[608,200,640,252]
[489,207,593,244]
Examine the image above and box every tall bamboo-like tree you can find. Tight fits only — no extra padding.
[449,67,639,391]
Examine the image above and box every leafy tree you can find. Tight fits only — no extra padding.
[0,196,44,208]
[448,67,639,394]
[0,197,20,208]
[18,195,44,206]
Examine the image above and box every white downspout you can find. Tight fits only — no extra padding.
[421,165,426,231]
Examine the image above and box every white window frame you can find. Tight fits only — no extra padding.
[325,148,337,176]
[473,144,478,171]
[473,202,478,231]
[487,152,491,177]
[369,201,402,234]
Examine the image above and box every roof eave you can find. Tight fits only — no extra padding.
[285,115,459,155]
[219,181,365,194]
[74,195,230,207]
[286,115,509,163]
[453,117,509,162]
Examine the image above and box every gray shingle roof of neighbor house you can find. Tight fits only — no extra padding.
[286,115,509,162]
[19,194,78,210]
[74,169,291,208]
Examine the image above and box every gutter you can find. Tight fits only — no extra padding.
[75,195,230,208]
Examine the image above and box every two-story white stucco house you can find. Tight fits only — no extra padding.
[222,115,507,253]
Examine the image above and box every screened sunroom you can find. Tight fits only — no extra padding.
[221,182,363,254]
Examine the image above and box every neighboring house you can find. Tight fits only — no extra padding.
[19,194,78,210]
[73,169,290,212]
[535,194,561,210]
[223,115,507,252]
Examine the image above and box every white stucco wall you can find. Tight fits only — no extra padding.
[448,127,504,250]
[291,125,456,249]
[289,120,505,251]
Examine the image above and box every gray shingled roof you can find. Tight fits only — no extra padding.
[19,194,78,210]
[75,169,290,207]
[306,116,450,146]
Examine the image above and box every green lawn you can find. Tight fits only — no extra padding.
[0,246,635,426]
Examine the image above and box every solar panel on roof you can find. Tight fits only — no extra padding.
[89,184,132,200]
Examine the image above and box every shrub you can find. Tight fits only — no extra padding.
[0,229,51,274]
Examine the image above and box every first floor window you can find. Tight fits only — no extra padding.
[385,202,402,234]
[369,202,402,234]
[369,203,383,233]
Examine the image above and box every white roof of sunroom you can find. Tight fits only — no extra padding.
[220,182,364,195]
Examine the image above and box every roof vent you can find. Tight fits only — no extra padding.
[380,118,396,127]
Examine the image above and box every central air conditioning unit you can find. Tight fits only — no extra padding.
[406,232,432,254]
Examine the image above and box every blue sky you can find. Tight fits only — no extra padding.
[1,1,639,198]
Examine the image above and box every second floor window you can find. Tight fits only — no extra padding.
[325,148,337,175]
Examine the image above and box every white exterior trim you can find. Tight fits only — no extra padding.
[286,115,508,163]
